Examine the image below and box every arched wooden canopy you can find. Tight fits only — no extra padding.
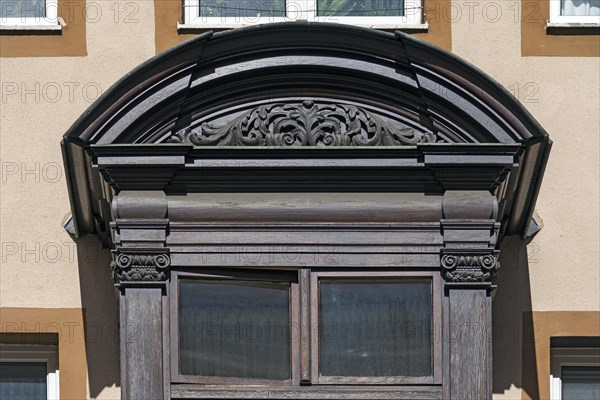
[61,24,554,400]
[62,22,551,244]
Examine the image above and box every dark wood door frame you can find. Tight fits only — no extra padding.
[60,23,552,400]
[109,190,500,399]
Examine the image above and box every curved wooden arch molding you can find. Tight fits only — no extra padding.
[61,22,551,244]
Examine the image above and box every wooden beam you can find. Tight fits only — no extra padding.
[448,289,492,399]
[171,384,443,399]
[121,288,165,400]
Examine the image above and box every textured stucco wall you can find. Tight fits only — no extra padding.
[450,1,600,399]
[0,2,156,398]
[452,3,600,310]
[1,2,599,399]
[1,1,156,307]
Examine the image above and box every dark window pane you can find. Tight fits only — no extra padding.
[199,0,285,18]
[319,278,432,377]
[179,279,291,380]
[0,0,46,18]
[317,0,405,16]
[0,362,47,400]
[562,366,600,400]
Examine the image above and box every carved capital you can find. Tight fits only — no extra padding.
[441,249,499,288]
[111,250,170,287]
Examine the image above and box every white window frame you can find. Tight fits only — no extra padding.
[549,0,600,24]
[550,347,600,400]
[0,0,60,30]
[180,0,424,29]
[0,344,60,400]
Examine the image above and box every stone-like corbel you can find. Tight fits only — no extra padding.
[440,190,501,291]
[110,191,170,288]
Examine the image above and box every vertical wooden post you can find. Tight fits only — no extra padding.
[448,289,492,400]
[440,193,499,400]
[121,288,165,400]
[299,269,311,384]
[111,192,170,400]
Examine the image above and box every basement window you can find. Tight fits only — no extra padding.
[0,343,59,400]
[550,337,600,400]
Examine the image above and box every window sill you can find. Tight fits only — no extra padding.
[545,21,600,35]
[177,21,429,33]
[171,384,443,399]
[0,23,62,34]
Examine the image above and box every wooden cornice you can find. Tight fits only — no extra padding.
[61,23,551,242]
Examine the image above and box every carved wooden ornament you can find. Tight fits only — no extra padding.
[169,101,440,146]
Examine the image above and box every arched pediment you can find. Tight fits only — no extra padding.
[61,22,551,242]
[64,23,547,146]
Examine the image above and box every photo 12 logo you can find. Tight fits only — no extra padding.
[1,81,103,104]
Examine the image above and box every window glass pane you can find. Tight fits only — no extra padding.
[199,0,285,18]
[319,278,432,377]
[179,279,291,380]
[560,0,600,16]
[317,0,405,17]
[0,0,46,18]
[562,366,600,400]
[0,362,47,400]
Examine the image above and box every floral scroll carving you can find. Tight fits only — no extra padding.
[111,252,171,286]
[441,251,499,286]
[168,100,441,146]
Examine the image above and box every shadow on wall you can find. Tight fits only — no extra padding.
[72,234,121,398]
[492,235,538,399]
